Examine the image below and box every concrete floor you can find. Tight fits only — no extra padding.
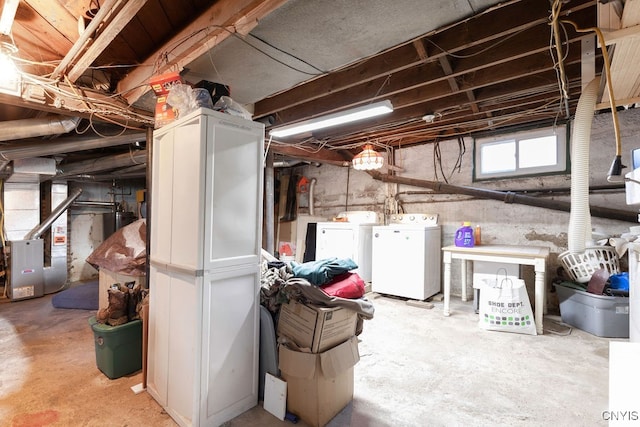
[0,283,614,427]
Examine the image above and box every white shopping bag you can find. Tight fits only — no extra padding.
[478,275,537,335]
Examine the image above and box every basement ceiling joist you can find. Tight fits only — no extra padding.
[254,0,595,119]
[257,0,600,160]
[0,0,622,175]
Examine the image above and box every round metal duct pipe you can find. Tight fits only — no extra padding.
[0,116,80,141]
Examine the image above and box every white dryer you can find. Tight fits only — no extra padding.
[315,211,383,282]
[372,213,441,300]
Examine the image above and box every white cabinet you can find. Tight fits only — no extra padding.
[147,108,264,427]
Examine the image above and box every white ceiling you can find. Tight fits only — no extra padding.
[183,0,505,107]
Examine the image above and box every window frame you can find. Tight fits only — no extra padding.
[473,125,569,181]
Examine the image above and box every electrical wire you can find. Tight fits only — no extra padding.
[562,20,622,158]
[424,26,531,59]
[550,0,570,106]
[248,33,326,74]
[158,24,326,77]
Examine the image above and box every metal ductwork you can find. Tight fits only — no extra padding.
[55,150,147,178]
[25,188,83,240]
[0,116,81,141]
[0,132,146,161]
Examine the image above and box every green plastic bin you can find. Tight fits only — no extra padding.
[88,316,142,379]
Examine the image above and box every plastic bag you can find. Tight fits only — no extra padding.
[478,274,537,335]
[213,95,252,120]
[166,84,213,118]
[85,219,146,276]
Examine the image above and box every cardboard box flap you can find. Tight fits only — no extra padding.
[278,344,317,379]
[320,336,360,378]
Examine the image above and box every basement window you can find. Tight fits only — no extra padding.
[473,125,568,180]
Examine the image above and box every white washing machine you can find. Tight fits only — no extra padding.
[372,213,441,300]
[315,211,383,282]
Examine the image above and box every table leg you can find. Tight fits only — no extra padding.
[461,260,469,302]
[443,252,452,316]
[534,260,546,335]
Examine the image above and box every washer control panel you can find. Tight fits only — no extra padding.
[387,213,438,225]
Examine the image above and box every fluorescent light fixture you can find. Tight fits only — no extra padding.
[269,100,393,138]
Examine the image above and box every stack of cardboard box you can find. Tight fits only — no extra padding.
[276,299,361,427]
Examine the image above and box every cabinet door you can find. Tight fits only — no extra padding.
[203,114,264,270]
[166,271,200,426]
[200,265,259,425]
[146,266,171,406]
[169,115,207,270]
[150,130,175,264]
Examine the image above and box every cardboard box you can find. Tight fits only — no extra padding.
[99,268,146,311]
[149,72,183,128]
[277,299,358,353]
[279,336,359,427]
[149,71,182,96]
[154,96,176,128]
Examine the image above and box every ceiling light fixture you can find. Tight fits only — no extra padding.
[352,144,384,170]
[269,100,393,138]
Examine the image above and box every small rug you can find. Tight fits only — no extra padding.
[51,281,99,310]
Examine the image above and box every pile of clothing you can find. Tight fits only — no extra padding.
[260,255,375,335]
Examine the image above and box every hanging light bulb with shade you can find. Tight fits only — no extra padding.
[352,144,384,170]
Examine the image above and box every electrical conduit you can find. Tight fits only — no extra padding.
[309,178,316,215]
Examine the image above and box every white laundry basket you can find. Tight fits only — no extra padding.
[558,246,620,283]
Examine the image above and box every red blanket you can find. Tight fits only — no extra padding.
[320,272,365,299]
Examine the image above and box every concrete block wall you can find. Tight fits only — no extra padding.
[299,108,640,311]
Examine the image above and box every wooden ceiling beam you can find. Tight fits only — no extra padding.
[271,40,586,128]
[306,65,585,146]
[254,0,596,118]
[118,0,288,105]
[51,0,124,80]
[0,80,152,128]
[268,144,350,166]
[266,11,595,126]
[21,0,80,43]
[66,0,150,82]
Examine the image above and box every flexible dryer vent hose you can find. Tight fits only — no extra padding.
[568,77,599,253]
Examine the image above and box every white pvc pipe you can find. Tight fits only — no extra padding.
[568,77,600,253]
[309,178,317,215]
